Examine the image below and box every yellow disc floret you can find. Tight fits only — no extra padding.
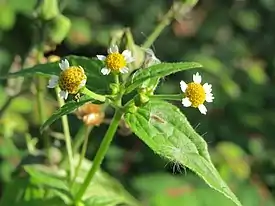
[59,66,86,94]
[185,82,206,108]
[105,53,126,71]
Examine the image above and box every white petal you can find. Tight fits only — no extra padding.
[79,66,85,72]
[108,45,119,54]
[122,50,131,58]
[101,67,111,75]
[122,50,135,63]
[120,67,129,74]
[180,81,187,92]
[182,97,192,107]
[206,93,214,102]
[203,83,212,94]
[96,55,106,61]
[59,90,69,100]
[198,104,207,115]
[59,59,70,71]
[79,79,86,88]
[47,75,59,88]
[193,72,202,84]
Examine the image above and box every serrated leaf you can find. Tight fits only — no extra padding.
[125,62,202,94]
[3,55,112,94]
[124,100,242,206]
[40,97,94,132]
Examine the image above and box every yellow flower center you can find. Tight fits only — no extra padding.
[59,66,87,94]
[105,53,126,71]
[185,82,206,108]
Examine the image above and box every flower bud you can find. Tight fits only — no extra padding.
[47,14,71,44]
[37,0,59,21]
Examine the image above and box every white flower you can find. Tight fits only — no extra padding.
[180,72,214,115]
[96,45,135,75]
[47,59,87,100]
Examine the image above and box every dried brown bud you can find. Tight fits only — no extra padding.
[75,103,105,126]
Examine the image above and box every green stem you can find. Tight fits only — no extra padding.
[150,94,183,101]
[141,6,174,49]
[114,74,120,85]
[73,125,93,155]
[81,87,106,102]
[71,126,91,187]
[55,87,74,180]
[35,45,51,159]
[74,109,123,203]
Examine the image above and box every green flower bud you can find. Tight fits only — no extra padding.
[134,93,150,107]
[38,0,60,20]
[47,14,71,44]
[110,83,119,95]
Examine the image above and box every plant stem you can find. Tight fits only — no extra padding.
[114,74,120,85]
[55,87,74,180]
[35,45,51,159]
[81,87,106,102]
[74,109,123,203]
[150,94,183,101]
[141,6,174,49]
[71,125,91,187]
[73,125,93,155]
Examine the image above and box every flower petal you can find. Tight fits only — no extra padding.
[122,50,135,63]
[122,50,131,58]
[47,75,59,88]
[193,72,202,84]
[108,45,119,54]
[120,67,129,74]
[101,67,111,75]
[59,90,69,100]
[182,97,192,107]
[96,55,106,61]
[198,104,207,115]
[206,93,214,102]
[79,79,87,89]
[59,59,70,71]
[203,83,212,94]
[180,81,187,92]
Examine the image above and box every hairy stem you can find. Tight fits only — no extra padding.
[74,109,123,203]
[141,6,174,49]
[55,87,74,180]
[71,125,91,187]
[150,94,183,101]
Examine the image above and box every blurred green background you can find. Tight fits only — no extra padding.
[1,0,275,205]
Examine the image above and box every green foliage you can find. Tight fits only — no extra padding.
[125,62,202,94]
[4,56,112,93]
[40,97,95,132]
[124,100,241,206]
[1,0,275,206]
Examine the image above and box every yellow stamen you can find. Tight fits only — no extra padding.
[59,66,86,94]
[185,82,206,107]
[105,53,126,71]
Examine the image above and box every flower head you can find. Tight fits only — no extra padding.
[47,59,87,99]
[180,72,214,115]
[96,45,134,75]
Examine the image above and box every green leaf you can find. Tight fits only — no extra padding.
[3,55,112,94]
[125,62,202,94]
[0,176,66,206]
[70,156,140,206]
[40,97,94,132]
[0,177,29,206]
[24,164,72,203]
[124,100,242,206]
